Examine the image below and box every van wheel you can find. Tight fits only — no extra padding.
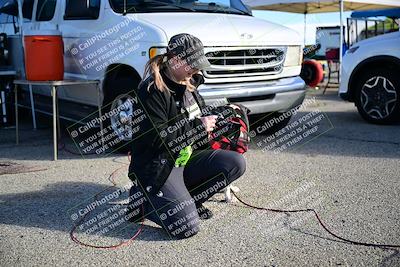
[103,77,140,153]
[250,112,292,136]
[354,68,400,124]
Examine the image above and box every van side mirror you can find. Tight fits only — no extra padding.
[64,0,100,20]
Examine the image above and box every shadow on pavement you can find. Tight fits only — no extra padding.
[0,181,173,242]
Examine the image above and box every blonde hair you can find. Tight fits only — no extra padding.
[141,53,196,94]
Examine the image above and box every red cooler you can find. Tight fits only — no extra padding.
[24,30,64,81]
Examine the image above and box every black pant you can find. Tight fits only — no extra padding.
[128,149,246,239]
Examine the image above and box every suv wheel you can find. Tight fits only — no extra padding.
[354,68,399,124]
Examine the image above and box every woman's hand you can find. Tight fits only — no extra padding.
[200,115,218,132]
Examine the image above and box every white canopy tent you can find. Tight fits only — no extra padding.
[242,0,400,80]
[243,0,400,13]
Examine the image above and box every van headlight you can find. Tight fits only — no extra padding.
[149,47,167,58]
[284,46,303,67]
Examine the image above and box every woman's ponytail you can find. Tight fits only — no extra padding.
[142,53,171,93]
[142,52,197,93]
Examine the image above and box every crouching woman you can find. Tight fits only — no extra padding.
[127,33,246,239]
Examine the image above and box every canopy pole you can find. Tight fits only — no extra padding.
[17,0,23,34]
[304,12,307,46]
[339,0,344,82]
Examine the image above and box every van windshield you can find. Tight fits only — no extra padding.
[109,0,252,15]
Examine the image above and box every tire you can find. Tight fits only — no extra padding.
[354,67,400,124]
[102,77,140,153]
[300,60,324,87]
[250,112,293,136]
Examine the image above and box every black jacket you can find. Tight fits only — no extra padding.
[128,67,210,194]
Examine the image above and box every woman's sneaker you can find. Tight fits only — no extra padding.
[196,203,213,220]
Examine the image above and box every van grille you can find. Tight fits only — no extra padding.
[203,47,286,79]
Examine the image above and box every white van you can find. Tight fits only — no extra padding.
[0,0,305,140]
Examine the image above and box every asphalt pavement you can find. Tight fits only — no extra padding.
[0,87,399,266]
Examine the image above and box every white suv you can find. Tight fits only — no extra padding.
[339,31,400,124]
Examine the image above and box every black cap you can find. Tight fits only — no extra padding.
[166,33,211,70]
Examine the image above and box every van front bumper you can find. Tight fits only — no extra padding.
[198,76,306,115]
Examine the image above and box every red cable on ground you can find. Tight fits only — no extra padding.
[69,204,144,249]
[69,152,144,249]
[232,191,400,249]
